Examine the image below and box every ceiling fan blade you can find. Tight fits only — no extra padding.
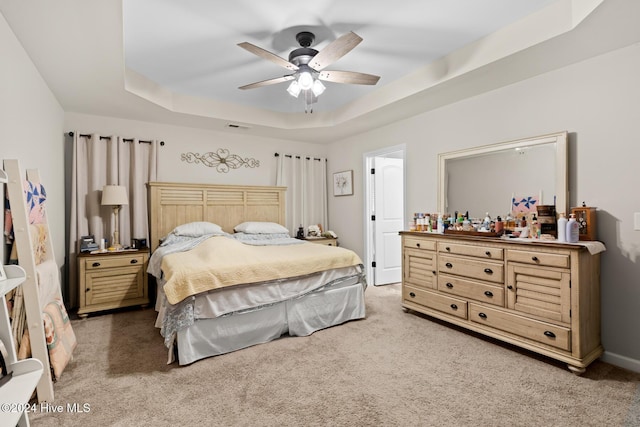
[309,31,363,71]
[237,42,298,71]
[318,70,380,85]
[239,75,295,90]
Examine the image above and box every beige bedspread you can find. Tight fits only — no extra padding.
[161,236,362,305]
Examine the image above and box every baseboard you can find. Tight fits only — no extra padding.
[601,351,640,373]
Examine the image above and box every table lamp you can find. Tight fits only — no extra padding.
[101,185,128,249]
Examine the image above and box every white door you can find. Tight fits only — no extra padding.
[373,156,404,285]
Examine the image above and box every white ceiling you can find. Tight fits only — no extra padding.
[3,0,630,144]
[122,0,556,114]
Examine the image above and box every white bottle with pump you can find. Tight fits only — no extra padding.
[566,213,579,243]
[557,213,567,242]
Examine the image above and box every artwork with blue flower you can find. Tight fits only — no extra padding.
[512,195,538,214]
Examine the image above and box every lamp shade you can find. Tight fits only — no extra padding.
[101,185,128,206]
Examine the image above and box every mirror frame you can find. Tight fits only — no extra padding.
[438,131,568,218]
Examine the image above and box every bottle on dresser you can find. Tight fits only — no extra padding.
[566,213,580,243]
[557,213,568,242]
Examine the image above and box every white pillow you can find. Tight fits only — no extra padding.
[172,221,223,237]
[233,221,289,234]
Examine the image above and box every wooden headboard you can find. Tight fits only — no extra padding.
[147,182,286,252]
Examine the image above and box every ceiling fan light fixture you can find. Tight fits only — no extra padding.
[287,80,301,98]
[298,71,314,90]
[312,79,326,97]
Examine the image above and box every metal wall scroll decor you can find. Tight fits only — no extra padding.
[181,148,260,173]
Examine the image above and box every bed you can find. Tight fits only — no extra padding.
[147,182,367,365]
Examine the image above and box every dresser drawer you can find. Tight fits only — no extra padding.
[83,254,146,270]
[469,304,571,351]
[507,250,569,268]
[438,242,503,260]
[438,274,504,307]
[438,254,504,284]
[404,285,467,319]
[403,237,436,251]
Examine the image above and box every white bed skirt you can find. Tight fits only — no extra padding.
[175,279,366,365]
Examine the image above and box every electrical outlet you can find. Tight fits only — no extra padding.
[635,212,640,231]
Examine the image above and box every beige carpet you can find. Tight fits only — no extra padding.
[30,284,640,426]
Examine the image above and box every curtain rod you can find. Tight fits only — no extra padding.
[274,153,325,161]
[67,131,165,146]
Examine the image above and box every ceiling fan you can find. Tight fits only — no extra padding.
[237,31,380,112]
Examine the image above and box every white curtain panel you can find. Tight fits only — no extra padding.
[68,133,159,307]
[276,154,328,236]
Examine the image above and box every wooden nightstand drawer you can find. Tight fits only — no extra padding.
[83,254,146,270]
[305,237,337,246]
[78,250,149,317]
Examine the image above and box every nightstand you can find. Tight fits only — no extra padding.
[305,237,338,246]
[77,249,149,318]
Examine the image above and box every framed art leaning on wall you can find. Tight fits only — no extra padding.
[333,170,353,196]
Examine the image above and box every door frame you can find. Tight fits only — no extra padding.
[363,144,406,285]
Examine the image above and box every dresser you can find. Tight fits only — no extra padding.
[400,231,602,374]
[77,250,149,318]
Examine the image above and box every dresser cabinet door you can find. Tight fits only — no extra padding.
[403,248,437,289]
[506,263,571,324]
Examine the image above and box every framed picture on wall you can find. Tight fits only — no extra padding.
[333,170,353,196]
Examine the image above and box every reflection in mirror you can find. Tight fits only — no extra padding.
[438,131,568,220]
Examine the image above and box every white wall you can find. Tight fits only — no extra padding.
[64,113,328,186]
[0,13,65,270]
[328,42,640,370]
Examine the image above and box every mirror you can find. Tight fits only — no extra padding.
[438,131,568,220]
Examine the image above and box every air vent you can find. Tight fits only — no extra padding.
[226,123,251,130]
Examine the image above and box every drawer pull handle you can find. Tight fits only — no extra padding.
[544,331,556,338]
[432,270,436,275]
[85,288,90,292]
[478,312,487,319]
[484,268,493,274]
[445,246,451,251]
[450,304,458,310]
[446,283,453,288]
[409,292,416,298]
[532,256,539,261]
[416,243,420,248]
[130,259,138,264]
[445,262,453,268]
[507,285,514,290]
[484,291,493,297]
[485,251,491,256]
[92,262,101,267]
